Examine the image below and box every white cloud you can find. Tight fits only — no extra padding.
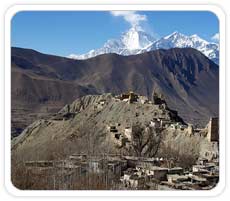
[211,33,219,42]
[110,11,147,29]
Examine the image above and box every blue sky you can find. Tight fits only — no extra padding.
[11,11,219,57]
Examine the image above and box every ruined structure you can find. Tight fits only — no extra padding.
[116,91,139,104]
[152,92,166,105]
[207,117,219,142]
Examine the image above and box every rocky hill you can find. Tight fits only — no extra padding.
[12,92,217,163]
[11,93,183,160]
[11,47,219,136]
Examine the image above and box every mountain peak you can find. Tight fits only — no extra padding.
[164,31,185,39]
[121,27,155,50]
[190,34,207,42]
[127,26,143,32]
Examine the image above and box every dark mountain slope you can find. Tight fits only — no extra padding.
[11,47,219,135]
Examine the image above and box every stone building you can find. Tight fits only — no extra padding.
[152,92,166,105]
[118,91,138,103]
[129,91,138,103]
[207,117,219,142]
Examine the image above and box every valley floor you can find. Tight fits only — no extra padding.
[12,154,219,190]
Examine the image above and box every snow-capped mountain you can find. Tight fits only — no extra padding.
[142,31,219,64]
[121,27,155,50]
[69,27,155,60]
[69,28,219,64]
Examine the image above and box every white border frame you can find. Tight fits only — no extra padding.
[4,4,226,197]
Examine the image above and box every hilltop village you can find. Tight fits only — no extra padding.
[12,92,219,190]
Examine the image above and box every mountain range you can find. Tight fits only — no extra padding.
[11,47,219,137]
[69,28,219,64]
